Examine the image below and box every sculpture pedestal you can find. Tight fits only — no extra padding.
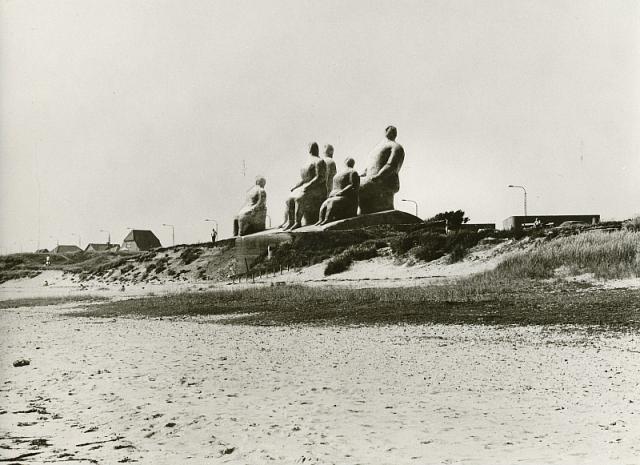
[230,210,423,274]
[299,209,423,232]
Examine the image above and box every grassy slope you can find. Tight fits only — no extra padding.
[2,224,637,287]
[485,230,640,279]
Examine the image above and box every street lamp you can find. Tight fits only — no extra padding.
[204,219,218,232]
[508,185,528,217]
[401,199,419,218]
[100,229,111,245]
[204,219,218,243]
[162,223,175,246]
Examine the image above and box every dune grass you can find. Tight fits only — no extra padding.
[486,230,640,279]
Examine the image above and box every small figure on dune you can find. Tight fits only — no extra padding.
[281,142,327,230]
[359,125,405,214]
[322,144,337,194]
[234,176,268,236]
[316,158,360,225]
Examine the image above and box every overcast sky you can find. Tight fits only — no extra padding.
[1,0,638,251]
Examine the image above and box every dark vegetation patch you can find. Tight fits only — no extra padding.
[179,247,203,265]
[69,281,640,329]
[324,241,385,275]
[0,295,107,310]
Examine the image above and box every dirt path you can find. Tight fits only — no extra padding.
[1,304,639,464]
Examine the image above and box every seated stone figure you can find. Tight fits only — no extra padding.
[281,142,327,230]
[233,176,267,236]
[316,158,360,225]
[322,144,337,194]
[359,125,405,214]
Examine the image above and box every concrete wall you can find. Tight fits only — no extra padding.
[459,223,496,232]
[503,215,600,231]
[233,232,294,273]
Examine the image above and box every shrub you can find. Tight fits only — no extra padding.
[425,210,469,231]
[623,217,640,232]
[324,242,381,276]
[120,264,134,274]
[445,231,482,263]
[180,247,203,265]
[155,257,169,274]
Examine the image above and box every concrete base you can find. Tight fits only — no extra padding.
[301,209,423,232]
[229,210,423,274]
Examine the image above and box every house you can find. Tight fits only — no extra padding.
[84,243,120,253]
[51,245,82,254]
[121,230,161,252]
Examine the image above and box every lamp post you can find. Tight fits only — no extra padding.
[508,185,528,218]
[401,199,419,218]
[205,219,218,243]
[204,219,218,233]
[100,229,111,245]
[162,223,175,246]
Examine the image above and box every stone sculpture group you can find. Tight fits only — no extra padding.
[233,126,405,236]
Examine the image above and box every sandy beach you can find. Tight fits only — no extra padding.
[2,302,639,464]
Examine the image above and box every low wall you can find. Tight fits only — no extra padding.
[503,215,600,231]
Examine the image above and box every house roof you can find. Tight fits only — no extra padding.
[122,230,161,249]
[85,243,111,252]
[52,245,82,254]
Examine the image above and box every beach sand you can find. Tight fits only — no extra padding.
[2,303,639,464]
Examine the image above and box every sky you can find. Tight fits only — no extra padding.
[1,0,639,252]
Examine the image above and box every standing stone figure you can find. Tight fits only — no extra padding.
[281,142,327,230]
[233,176,267,236]
[316,157,360,225]
[322,144,337,194]
[358,126,405,214]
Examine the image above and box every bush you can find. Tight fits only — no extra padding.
[445,231,482,263]
[120,264,134,274]
[324,242,381,276]
[623,217,640,232]
[324,255,352,275]
[425,210,469,231]
[180,247,203,265]
[155,257,169,274]
[391,231,447,258]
